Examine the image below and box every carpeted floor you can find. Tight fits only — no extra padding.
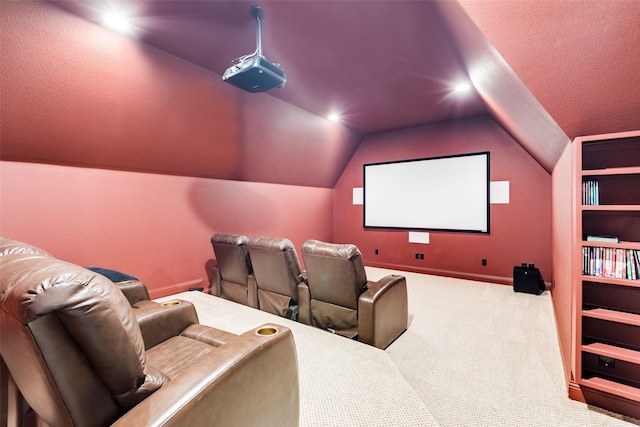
[157,267,637,426]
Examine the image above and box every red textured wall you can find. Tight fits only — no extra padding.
[333,115,551,285]
[0,161,332,297]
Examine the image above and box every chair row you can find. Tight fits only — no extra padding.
[210,233,408,349]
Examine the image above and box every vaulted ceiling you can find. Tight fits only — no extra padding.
[30,1,640,174]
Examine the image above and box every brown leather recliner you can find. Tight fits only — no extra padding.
[248,236,304,320]
[210,233,257,308]
[299,239,408,349]
[0,237,299,427]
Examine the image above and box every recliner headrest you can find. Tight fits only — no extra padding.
[249,236,296,252]
[301,240,361,260]
[211,233,249,247]
[0,237,52,258]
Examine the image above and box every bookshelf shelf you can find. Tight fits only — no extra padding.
[580,378,640,403]
[582,166,640,176]
[582,275,640,288]
[582,308,640,327]
[582,241,640,250]
[583,343,640,365]
[574,130,640,419]
[582,205,640,211]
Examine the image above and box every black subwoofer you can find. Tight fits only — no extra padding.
[513,264,545,295]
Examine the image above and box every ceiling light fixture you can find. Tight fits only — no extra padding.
[453,82,472,93]
[223,6,287,93]
[104,13,129,32]
[102,11,133,35]
[327,113,341,123]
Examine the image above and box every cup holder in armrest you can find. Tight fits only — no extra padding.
[161,300,181,307]
[256,327,278,336]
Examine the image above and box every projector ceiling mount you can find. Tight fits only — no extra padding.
[222,6,287,93]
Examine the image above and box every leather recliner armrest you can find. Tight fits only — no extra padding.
[116,280,151,305]
[248,273,259,309]
[211,266,222,297]
[132,299,199,350]
[297,280,311,325]
[111,324,299,427]
[358,275,408,349]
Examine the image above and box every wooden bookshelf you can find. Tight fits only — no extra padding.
[574,130,640,419]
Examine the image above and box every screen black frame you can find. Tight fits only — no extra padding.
[362,151,491,234]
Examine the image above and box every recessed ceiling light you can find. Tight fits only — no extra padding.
[103,11,133,35]
[97,2,140,37]
[327,113,341,123]
[453,82,472,93]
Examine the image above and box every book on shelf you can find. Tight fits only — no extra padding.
[582,246,640,280]
[628,249,637,280]
[582,180,599,206]
[586,235,619,243]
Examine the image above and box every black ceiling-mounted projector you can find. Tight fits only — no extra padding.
[223,6,286,93]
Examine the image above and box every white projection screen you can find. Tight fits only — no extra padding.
[363,152,490,233]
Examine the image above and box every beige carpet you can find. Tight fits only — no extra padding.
[158,286,439,427]
[158,268,636,426]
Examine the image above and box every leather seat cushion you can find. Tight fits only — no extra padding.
[145,336,215,379]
